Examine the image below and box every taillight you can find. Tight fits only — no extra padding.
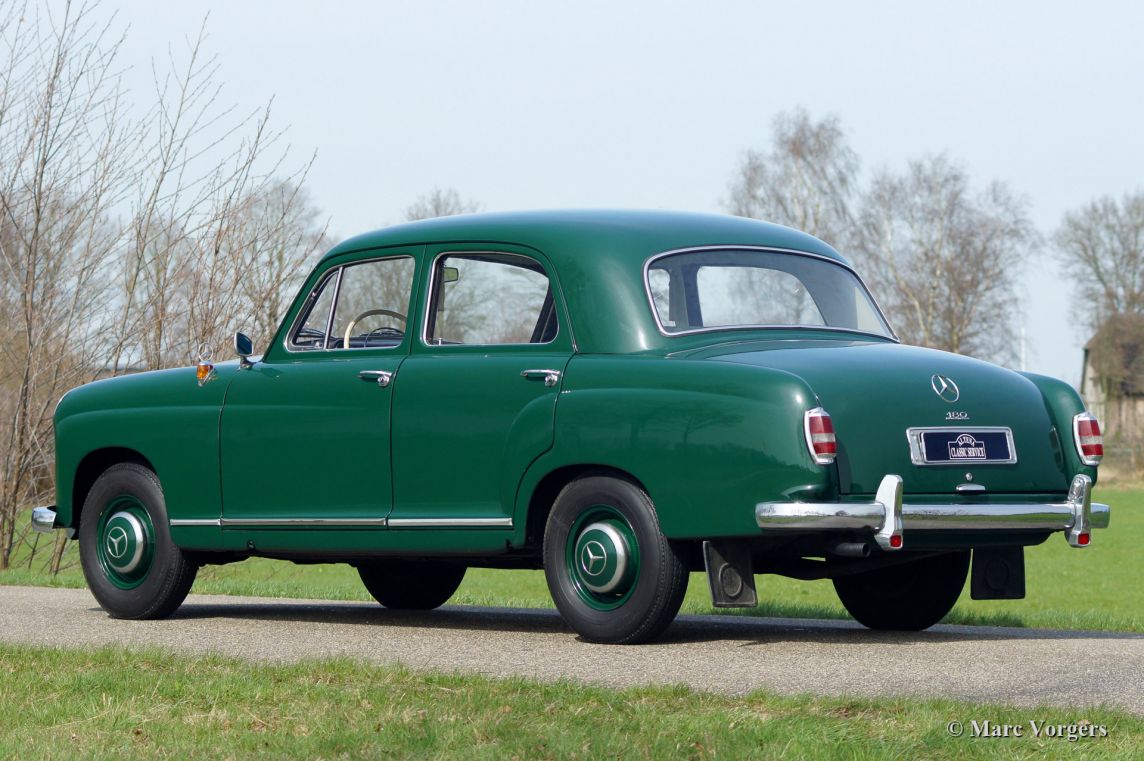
[804,407,837,465]
[1073,412,1103,466]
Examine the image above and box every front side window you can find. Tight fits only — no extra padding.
[646,249,893,338]
[426,253,557,345]
[289,256,415,350]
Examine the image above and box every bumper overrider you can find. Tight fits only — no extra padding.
[31,505,70,537]
[755,474,1109,550]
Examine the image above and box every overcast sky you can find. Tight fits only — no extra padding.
[111,0,1144,385]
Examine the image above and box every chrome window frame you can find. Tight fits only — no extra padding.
[420,250,561,348]
[642,245,899,342]
[283,254,416,355]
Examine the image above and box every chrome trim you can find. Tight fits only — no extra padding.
[905,426,1017,466]
[520,368,562,387]
[220,518,389,527]
[1073,411,1103,467]
[283,254,414,355]
[421,250,561,348]
[755,472,1110,536]
[577,520,630,593]
[803,407,836,465]
[387,517,513,528]
[1066,474,1094,547]
[930,373,960,403]
[105,510,146,573]
[358,369,394,387]
[872,474,903,551]
[641,244,899,341]
[955,483,987,493]
[31,506,57,534]
[176,516,515,528]
[322,266,345,350]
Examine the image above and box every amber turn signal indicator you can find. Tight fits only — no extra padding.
[196,362,214,385]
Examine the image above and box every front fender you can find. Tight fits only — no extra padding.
[54,364,238,529]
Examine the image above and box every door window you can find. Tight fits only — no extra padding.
[289,256,415,350]
[426,253,557,345]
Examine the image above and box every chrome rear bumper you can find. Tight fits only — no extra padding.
[756,474,1108,550]
[31,506,58,534]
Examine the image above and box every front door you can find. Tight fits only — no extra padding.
[389,247,573,527]
[219,251,419,529]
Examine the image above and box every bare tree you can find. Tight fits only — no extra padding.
[404,186,480,222]
[0,0,133,569]
[1054,190,1144,333]
[0,1,326,570]
[725,108,859,248]
[851,155,1036,361]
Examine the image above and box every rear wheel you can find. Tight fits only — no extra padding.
[356,561,466,610]
[543,475,688,644]
[78,463,197,619]
[832,551,970,630]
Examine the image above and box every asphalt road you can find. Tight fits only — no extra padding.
[3,585,1142,715]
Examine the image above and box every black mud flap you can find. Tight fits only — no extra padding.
[970,546,1026,600]
[703,540,758,608]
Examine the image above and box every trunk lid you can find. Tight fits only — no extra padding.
[693,338,1069,496]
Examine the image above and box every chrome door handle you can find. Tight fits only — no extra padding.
[358,370,393,387]
[520,368,561,387]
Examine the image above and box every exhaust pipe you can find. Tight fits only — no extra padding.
[830,541,871,558]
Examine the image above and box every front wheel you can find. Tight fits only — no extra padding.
[356,561,466,610]
[543,476,688,644]
[832,551,970,630]
[78,463,197,619]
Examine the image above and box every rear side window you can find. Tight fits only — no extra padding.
[426,253,558,345]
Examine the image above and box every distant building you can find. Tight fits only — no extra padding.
[1080,313,1144,442]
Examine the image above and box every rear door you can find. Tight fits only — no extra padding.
[389,246,572,527]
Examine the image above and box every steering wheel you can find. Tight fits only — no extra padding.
[344,309,407,347]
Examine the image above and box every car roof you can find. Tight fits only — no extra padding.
[321,209,853,354]
[324,209,846,266]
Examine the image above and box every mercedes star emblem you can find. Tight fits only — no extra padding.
[931,374,960,403]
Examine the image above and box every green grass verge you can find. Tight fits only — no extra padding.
[4,488,1140,633]
[0,644,1139,760]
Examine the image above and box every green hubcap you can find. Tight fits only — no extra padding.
[96,498,155,589]
[566,507,639,610]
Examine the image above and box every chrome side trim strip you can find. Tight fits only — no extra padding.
[173,517,515,528]
[31,506,58,534]
[220,518,389,527]
[387,517,513,528]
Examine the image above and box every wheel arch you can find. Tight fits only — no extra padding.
[522,464,650,550]
[69,447,156,529]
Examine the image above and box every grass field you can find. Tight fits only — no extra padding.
[0,644,1139,760]
[4,488,1140,632]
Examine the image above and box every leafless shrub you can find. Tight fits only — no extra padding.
[0,1,327,569]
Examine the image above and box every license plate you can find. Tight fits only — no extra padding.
[907,427,1017,465]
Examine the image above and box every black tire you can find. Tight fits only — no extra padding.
[833,551,970,631]
[356,561,466,610]
[543,475,688,644]
[78,462,197,619]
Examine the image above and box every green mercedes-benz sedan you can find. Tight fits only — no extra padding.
[32,210,1109,643]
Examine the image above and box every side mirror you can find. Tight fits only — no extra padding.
[443,266,460,283]
[234,332,254,368]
